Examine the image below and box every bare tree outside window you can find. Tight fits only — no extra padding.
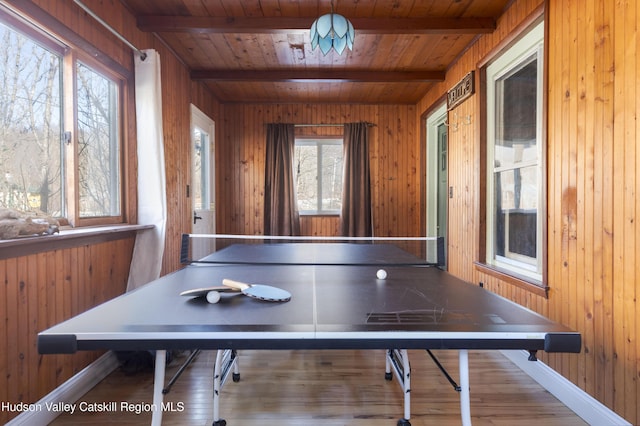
[295,139,342,214]
[77,63,120,217]
[0,23,63,215]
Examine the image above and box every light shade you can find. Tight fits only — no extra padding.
[310,7,355,55]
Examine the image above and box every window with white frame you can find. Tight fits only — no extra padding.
[294,138,343,214]
[485,21,544,282]
[0,9,124,225]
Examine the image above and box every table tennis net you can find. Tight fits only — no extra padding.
[180,233,445,267]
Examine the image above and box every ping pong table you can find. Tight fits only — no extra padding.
[38,237,581,426]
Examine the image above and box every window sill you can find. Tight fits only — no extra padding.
[0,224,153,261]
[299,212,340,217]
[474,261,549,298]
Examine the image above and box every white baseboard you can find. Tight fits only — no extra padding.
[5,352,119,426]
[500,350,631,426]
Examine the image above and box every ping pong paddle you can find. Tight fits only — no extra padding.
[222,278,291,302]
[180,286,240,298]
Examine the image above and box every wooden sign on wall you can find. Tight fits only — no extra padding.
[447,71,475,110]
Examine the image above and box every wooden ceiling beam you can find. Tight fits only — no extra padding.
[190,69,445,83]
[137,16,496,35]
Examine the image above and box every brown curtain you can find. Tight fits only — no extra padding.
[264,123,300,236]
[341,122,372,237]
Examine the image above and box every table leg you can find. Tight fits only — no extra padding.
[459,349,472,426]
[212,349,240,425]
[400,349,411,422]
[213,349,223,424]
[151,350,167,426]
[385,349,411,425]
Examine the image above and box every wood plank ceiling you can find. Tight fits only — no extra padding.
[123,0,511,104]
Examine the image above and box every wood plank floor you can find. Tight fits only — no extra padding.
[50,349,587,425]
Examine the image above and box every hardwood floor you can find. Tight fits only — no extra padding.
[50,349,586,425]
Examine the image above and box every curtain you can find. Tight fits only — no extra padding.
[264,123,300,236]
[127,49,167,291]
[341,122,372,237]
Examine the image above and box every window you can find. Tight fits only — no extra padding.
[0,9,124,225]
[192,127,209,211]
[77,62,121,217]
[0,17,63,216]
[295,138,343,214]
[485,21,544,282]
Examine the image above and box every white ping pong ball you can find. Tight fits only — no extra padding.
[376,269,387,280]
[206,290,221,304]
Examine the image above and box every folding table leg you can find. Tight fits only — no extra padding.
[151,350,166,426]
[212,349,225,426]
[459,349,472,426]
[400,349,411,423]
[212,349,239,426]
[385,349,411,426]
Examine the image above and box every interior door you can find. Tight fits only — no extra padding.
[426,103,448,268]
[191,105,215,259]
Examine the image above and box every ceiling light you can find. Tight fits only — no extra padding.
[310,1,355,55]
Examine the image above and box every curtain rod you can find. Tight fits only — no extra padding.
[295,124,342,127]
[73,0,147,60]
[264,123,376,128]
[295,122,376,127]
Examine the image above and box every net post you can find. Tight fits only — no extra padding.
[437,236,445,267]
[180,234,190,264]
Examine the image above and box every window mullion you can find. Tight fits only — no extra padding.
[63,50,79,227]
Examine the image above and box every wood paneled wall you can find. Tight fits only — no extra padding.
[547,0,638,421]
[299,215,340,236]
[0,237,135,424]
[217,104,420,237]
[417,0,639,423]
